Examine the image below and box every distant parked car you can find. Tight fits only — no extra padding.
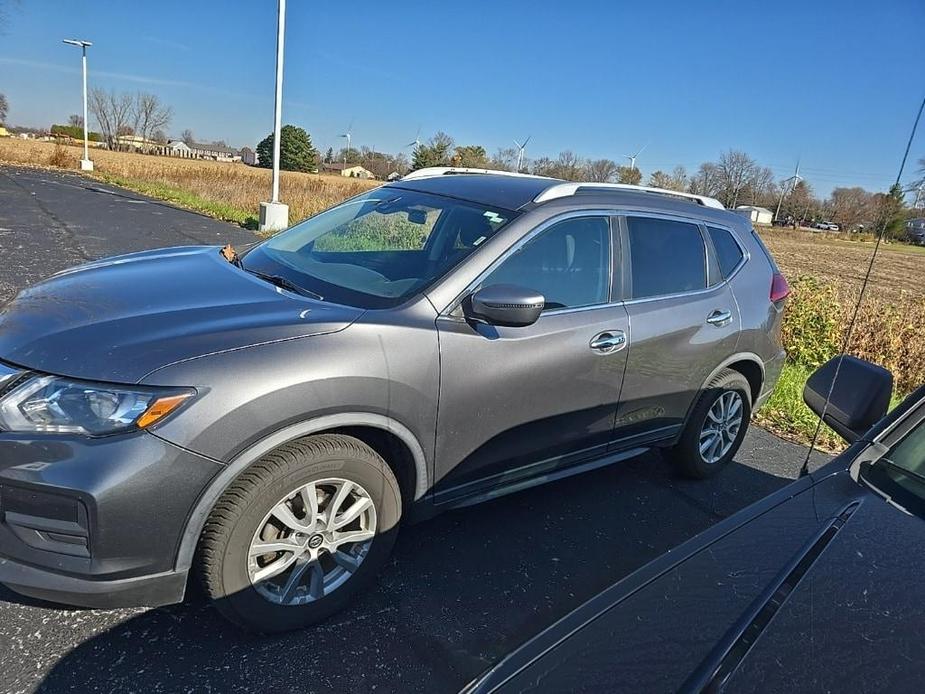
[907,218,925,246]
[467,355,925,693]
[813,221,840,231]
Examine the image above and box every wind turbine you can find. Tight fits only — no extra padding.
[339,119,354,164]
[513,135,531,172]
[405,127,422,150]
[624,143,648,171]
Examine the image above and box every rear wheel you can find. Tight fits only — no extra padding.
[668,369,752,478]
[197,434,401,633]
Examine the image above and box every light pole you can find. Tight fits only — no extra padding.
[62,39,94,172]
[259,0,289,232]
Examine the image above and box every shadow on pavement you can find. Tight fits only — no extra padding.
[24,445,815,694]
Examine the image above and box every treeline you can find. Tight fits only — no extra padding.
[398,132,914,237]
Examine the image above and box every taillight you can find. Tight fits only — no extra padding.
[770,272,790,303]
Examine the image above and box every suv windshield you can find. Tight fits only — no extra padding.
[243,188,516,308]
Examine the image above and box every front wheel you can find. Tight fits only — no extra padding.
[668,369,752,478]
[196,434,402,633]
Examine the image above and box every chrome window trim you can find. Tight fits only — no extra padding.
[440,209,618,318]
[619,211,751,306]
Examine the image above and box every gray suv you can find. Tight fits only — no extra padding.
[0,169,788,632]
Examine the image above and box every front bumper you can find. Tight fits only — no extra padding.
[0,430,222,608]
[0,557,188,608]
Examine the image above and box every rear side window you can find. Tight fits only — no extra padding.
[626,216,706,299]
[707,226,745,279]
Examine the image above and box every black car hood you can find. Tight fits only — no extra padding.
[0,246,363,383]
[724,486,925,692]
[470,470,925,692]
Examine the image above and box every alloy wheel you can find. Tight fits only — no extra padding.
[699,390,744,464]
[247,478,377,606]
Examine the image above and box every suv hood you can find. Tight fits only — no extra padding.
[0,246,363,383]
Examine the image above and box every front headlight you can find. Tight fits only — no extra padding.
[0,375,195,436]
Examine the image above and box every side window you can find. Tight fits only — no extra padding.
[707,226,745,280]
[482,216,610,310]
[626,216,706,299]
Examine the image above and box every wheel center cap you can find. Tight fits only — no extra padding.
[307,533,324,549]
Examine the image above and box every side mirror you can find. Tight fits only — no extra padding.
[803,355,893,443]
[466,284,545,328]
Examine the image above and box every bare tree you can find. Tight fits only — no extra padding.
[0,93,8,124]
[490,147,519,172]
[689,162,722,197]
[616,165,642,185]
[715,149,760,208]
[131,92,172,150]
[648,165,688,191]
[585,158,618,182]
[181,129,195,147]
[89,88,134,150]
[829,186,875,230]
[531,156,556,177]
[553,150,584,181]
[68,113,83,128]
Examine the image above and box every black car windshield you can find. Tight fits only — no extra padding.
[242,188,516,309]
[864,415,925,517]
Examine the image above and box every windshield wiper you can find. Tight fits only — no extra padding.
[244,269,324,301]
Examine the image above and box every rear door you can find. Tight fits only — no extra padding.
[613,214,740,446]
[433,213,629,503]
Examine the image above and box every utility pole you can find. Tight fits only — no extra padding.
[259,0,289,233]
[774,159,802,222]
[62,39,94,171]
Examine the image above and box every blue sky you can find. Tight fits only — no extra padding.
[1,0,923,195]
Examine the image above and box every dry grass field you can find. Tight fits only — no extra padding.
[3,137,924,447]
[761,227,925,301]
[0,139,379,226]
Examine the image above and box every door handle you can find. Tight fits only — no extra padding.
[589,331,627,354]
[706,310,733,327]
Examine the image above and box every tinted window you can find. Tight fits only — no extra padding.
[483,216,610,310]
[708,226,744,279]
[627,217,705,299]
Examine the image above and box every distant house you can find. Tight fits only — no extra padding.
[0,127,9,138]
[240,146,258,166]
[166,140,193,156]
[116,134,159,150]
[735,205,773,226]
[166,140,240,162]
[322,162,375,179]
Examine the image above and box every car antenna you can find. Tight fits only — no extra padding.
[799,93,925,478]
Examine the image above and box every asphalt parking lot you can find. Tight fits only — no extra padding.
[0,166,831,694]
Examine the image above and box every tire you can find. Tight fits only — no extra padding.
[197,434,401,633]
[668,369,752,479]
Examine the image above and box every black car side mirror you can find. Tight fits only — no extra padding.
[466,284,545,328]
[804,355,893,443]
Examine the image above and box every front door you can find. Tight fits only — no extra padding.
[614,214,740,445]
[433,214,629,503]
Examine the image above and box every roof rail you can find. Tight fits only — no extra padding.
[400,167,551,181]
[534,182,725,209]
